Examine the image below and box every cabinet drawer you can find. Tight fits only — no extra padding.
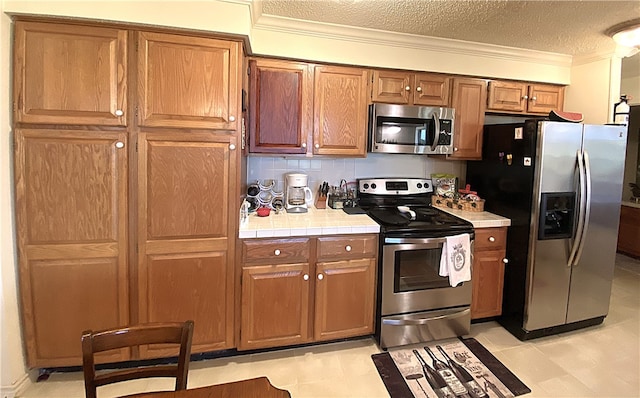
[317,235,377,260]
[474,227,507,251]
[242,238,311,264]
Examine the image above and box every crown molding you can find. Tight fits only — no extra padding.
[252,13,572,68]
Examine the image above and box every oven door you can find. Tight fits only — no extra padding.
[381,236,472,316]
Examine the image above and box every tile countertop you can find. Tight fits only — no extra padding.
[238,207,380,239]
[436,207,512,228]
[621,200,640,209]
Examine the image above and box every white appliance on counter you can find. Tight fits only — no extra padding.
[285,173,313,213]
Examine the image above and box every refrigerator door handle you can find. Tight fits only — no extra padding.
[567,150,587,267]
[573,150,592,266]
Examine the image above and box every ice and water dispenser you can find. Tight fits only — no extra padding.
[538,192,576,240]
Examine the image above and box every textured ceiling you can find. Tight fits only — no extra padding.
[260,0,640,56]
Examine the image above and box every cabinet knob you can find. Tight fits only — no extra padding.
[416,87,422,92]
[274,249,281,256]
[489,236,496,242]
[315,143,320,149]
[115,109,124,116]
[503,258,509,264]
[115,141,125,149]
[405,85,411,91]
[345,245,352,252]
[531,96,537,101]
[301,143,307,148]
[522,95,529,100]
[317,273,324,280]
[454,147,459,151]
[229,144,236,150]
[303,274,309,281]
[229,115,236,122]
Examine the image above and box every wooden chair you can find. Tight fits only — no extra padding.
[82,320,194,398]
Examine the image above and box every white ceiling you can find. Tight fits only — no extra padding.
[260,0,639,56]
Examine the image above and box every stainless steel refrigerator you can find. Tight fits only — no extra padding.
[466,120,627,340]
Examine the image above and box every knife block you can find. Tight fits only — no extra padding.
[315,194,327,209]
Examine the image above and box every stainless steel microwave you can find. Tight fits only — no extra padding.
[368,103,455,155]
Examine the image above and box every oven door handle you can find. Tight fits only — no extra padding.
[384,234,474,245]
[381,308,470,326]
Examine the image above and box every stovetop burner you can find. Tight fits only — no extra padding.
[356,177,474,237]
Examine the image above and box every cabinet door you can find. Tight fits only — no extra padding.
[15,129,129,368]
[617,206,640,257]
[14,22,127,126]
[413,73,451,106]
[137,32,241,130]
[527,84,565,114]
[450,78,487,160]
[370,70,412,104]
[471,249,506,319]
[313,65,369,156]
[137,132,237,356]
[487,81,527,112]
[249,59,313,154]
[240,263,311,350]
[314,258,376,341]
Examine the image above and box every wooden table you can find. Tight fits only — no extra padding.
[125,377,291,398]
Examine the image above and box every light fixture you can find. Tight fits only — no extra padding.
[607,19,640,49]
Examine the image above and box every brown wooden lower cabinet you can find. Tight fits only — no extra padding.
[471,227,507,319]
[239,235,377,351]
[617,205,640,257]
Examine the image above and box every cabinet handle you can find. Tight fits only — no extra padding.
[229,115,236,122]
[274,249,281,256]
[115,109,124,116]
[229,144,236,150]
[522,95,529,100]
[405,85,411,91]
[303,274,309,281]
[115,141,125,149]
[488,236,496,242]
[503,258,509,264]
[345,245,352,252]
[315,143,320,149]
[317,273,324,280]
[416,87,422,92]
[301,143,307,148]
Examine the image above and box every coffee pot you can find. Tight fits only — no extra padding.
[285,173,313,213]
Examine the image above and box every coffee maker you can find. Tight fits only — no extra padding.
[285,173,313,213]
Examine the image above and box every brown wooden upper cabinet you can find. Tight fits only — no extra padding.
[249,58,313,154]
[449,78,488,160]
[137,32,241,130]
[248,59,368,156]
[370,70,451,106]
[13,21,128,126]
[313,65,369,156]
[487,81,564,115]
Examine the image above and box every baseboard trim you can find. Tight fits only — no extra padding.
[1,373,32,398]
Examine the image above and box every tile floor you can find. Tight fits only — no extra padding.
[19,254,639,398]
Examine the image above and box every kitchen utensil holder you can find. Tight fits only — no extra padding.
[432,195,485,212]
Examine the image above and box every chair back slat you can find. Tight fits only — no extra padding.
[82,320,194,398]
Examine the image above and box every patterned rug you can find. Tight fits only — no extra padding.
[372,337,530,398]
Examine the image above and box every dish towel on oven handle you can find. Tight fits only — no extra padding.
[439,233,471,287]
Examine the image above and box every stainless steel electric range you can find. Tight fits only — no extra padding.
[356,178,475,350]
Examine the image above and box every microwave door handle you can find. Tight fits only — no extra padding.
[431,113,440,151]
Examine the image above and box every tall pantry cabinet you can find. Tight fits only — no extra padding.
[13,20,243,368]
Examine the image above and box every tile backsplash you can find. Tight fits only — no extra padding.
[246,153,466,194]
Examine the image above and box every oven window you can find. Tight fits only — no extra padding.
[394,248,450,292]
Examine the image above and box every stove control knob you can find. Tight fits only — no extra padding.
[371,183,377,189]
[363,183,369,189]
[417,183,423,189]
